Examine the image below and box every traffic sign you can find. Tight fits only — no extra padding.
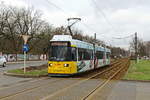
[23,44,29,52]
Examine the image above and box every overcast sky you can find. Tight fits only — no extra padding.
[1,0,150,49]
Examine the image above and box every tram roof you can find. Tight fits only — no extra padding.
[50,35,111,52]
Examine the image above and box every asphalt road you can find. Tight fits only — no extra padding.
[0,61,150,100]
[0,61,47,90]
[0,77,149,100]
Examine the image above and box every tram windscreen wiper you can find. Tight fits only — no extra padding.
[49,57,57,61]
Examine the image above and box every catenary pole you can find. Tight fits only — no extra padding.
[94,33,96,68]
[135,32,138,63]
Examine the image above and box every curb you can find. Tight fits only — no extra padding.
[3,72,48,78]
[7,60,47,64]
[3,72,150,82]
[121,79,150,82]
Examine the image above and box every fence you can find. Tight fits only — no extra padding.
[2,54,47,62]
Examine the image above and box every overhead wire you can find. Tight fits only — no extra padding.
[45,0,66,13]
[44,0,104,36]
[90,0,136,45]
[44,0,133,44]
[44,0,121,39]
[90,0,135,48]
[80,23,99,34]
[112,33,134,39]
[91,0,117,32]
[91,0,124,35]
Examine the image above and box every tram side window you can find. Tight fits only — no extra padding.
[83,50,88,60]
[78,48,84,61]
[85,50,93,60]
[96,51,104,59]
[106,52,110,59]
[71,47,77,61]
[78,48,93,60]
[48,46,53,60]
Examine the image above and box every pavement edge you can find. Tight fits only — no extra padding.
[3,72,48,78]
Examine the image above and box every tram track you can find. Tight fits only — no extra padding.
[73,58,123,78]
[40,59,128,100]
[82,59,130,100]
[0,59,129,100]
[0,77,47,91]
[0,78,65,100]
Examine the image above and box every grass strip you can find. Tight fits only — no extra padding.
[124,60,150,80]
[7,68,48,76]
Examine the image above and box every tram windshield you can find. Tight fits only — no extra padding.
[49,42,71,61]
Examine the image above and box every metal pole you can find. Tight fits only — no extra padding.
[135,32,138,63]
[24,51,26,74]
[21,35,30,74]
[94,33,96,68]
[104,44,106,64]
[76,48,79,62]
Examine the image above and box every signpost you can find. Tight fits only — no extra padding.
[21,35,30,74]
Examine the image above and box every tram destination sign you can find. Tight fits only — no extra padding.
[51,42,68,46]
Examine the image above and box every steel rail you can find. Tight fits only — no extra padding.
[0,77,48,91]
[1,59,127,100]
[41,60,123,100]
[82,59,129,100]
[0,78,65,100]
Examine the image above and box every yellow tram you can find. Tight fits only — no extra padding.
[48,35,111,76]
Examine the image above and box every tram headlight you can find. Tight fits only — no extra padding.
[64,64,69,67]
[49,63,53,67]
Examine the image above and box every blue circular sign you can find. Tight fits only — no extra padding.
[23,44,29,52]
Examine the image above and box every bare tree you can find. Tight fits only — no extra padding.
[0,5,53,56]
[0,5,107,57]
[145,41,150,57]
[130,37,147,57]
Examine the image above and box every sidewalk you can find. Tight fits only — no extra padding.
[106,80,150,100]
[7,60,48,64]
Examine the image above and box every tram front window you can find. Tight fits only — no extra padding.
[49,42,71,61]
